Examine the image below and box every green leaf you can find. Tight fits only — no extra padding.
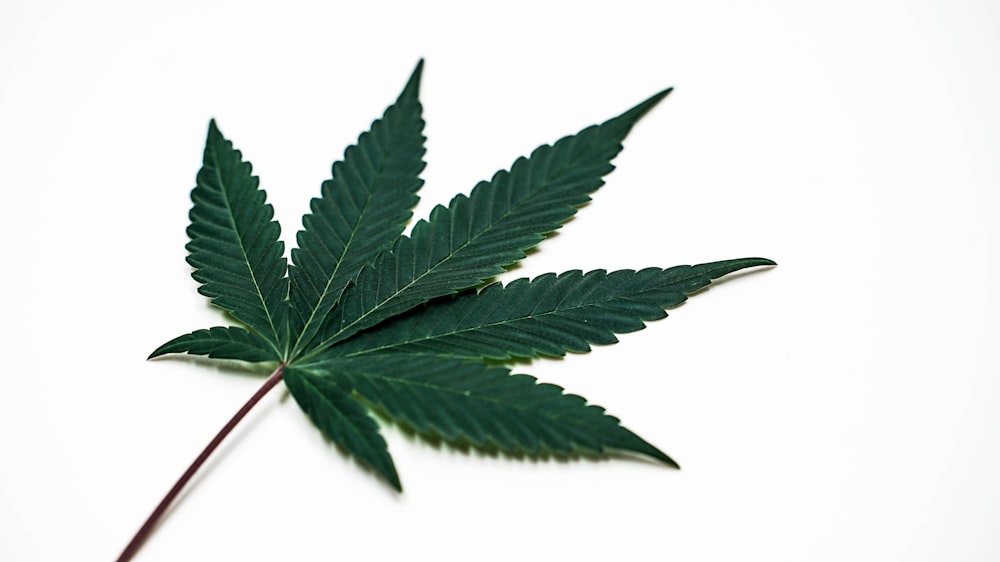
[288,61,426,359]
[149,326,277,362]
[142,61,776,531]
[298,354,676,467]
[320,258,776,361]
[305,89,672,355]
[186,121,289,356]
[284,366,401,490]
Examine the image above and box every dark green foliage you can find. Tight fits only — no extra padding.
[185,121,289,357]
[284,367,400,490]
[320,259,775,362]
[149,326,274,362]
[288,62,427,358]
[306,88,670,353]
[296,354,678,474]
[151,61,774,490]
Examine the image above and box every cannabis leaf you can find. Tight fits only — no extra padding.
[120,60,774,561]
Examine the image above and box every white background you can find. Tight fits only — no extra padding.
[1,1,998,560]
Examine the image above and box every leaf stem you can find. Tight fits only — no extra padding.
[117,363,286,562]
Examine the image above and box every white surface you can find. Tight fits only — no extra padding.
[1,1,998,560]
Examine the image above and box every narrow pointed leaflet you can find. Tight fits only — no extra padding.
[177,120,289,359]
[149,326,275,362]
[288,61,426,359]
[318,258,776,361]
[284,367,401,490]
[304,88,672,357]
[128,61,775,562]
[296,354,677,467]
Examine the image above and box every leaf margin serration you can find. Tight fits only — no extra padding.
[319,258,776,361]
[283,365,402,491]
[184,120,289,357]
[147,61,778,495]
[149,326,278,362]
[296,353,678,468]
[287,60,427,360]
[303,88,674,359]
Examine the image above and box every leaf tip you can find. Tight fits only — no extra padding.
[694,257,778,282]
[400,59,425,99]
[380,462,403,492]
[602,86,673,138]
[616,426,681,469]
[642,445,680,469]
[619,87,673,124]
[206,118,224,143]
[662,455,681,470]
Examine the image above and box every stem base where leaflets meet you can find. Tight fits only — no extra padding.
[117,364,286,562]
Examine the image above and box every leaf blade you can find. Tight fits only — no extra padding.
[308,89,672,355]
[186,121,289,355]
[299,354,676,466]
[148,326,277,362]
[284,366,401,490]
[288,61,426,358]
[321,258,775,361]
